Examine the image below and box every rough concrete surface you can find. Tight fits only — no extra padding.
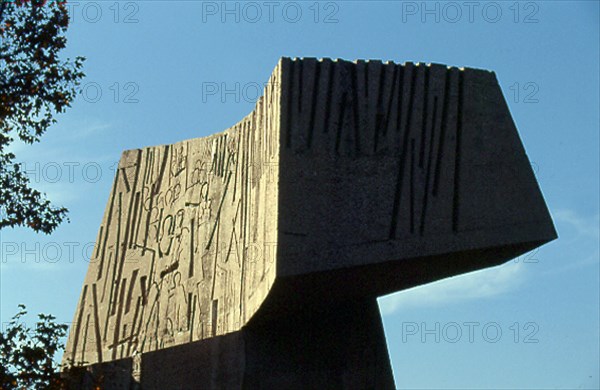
[63,57,557,389]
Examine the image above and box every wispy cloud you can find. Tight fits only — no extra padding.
[543,208,599,275]
[5,120,113,160]
[553,209,599,239]
[379,208,600,315]
[71,122,112,139]
[37,185,79,205]
[378,261,526,315]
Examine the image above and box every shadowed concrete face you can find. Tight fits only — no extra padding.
[63,57,556,389]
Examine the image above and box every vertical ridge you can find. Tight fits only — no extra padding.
[127,296,140,356]
[419,66,430,168]
[410,138,416,234]
[382,64,399,140]
[420,96,439,236]
[189,218,194,277]
[285,60,294,149]
[373,63,388,153]
[323,60,334,133]
[395,65,405,134]
[70,285,88,362]
[351,65,361,155]
[297,59,303,113]
[307,62,321,149]
[95,226,104,280]
[433,68,452,196]
[124,270,138,314]
[452,70,464,233]
[335,92,348,155]
[91,284,103,363]
[389,64,418,239]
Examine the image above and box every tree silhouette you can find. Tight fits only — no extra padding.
[0,0,85,234]
[0,304,68,389]
[0,304,110,389]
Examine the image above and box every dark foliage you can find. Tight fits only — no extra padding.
[0,304,68,389]
[0,0,85,233]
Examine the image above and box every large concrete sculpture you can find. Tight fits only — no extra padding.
[63,57,557,389]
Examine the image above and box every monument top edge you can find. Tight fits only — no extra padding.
[115,56,497,159]
[278,56,495,73]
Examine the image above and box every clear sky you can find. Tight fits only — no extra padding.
[1,1,598,389]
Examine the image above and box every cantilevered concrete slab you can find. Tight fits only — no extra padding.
[63,58,556,389]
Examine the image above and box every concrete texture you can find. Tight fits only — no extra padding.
[63,57,557,389]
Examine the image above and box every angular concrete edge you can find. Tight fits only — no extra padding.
[62,57,557,388]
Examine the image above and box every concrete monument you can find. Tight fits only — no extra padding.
[63,57,557,389]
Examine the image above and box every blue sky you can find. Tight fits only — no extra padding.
[1,1,598,388]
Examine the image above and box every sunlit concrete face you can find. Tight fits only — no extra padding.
[63,67,283,366]
[64,58,556,388]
